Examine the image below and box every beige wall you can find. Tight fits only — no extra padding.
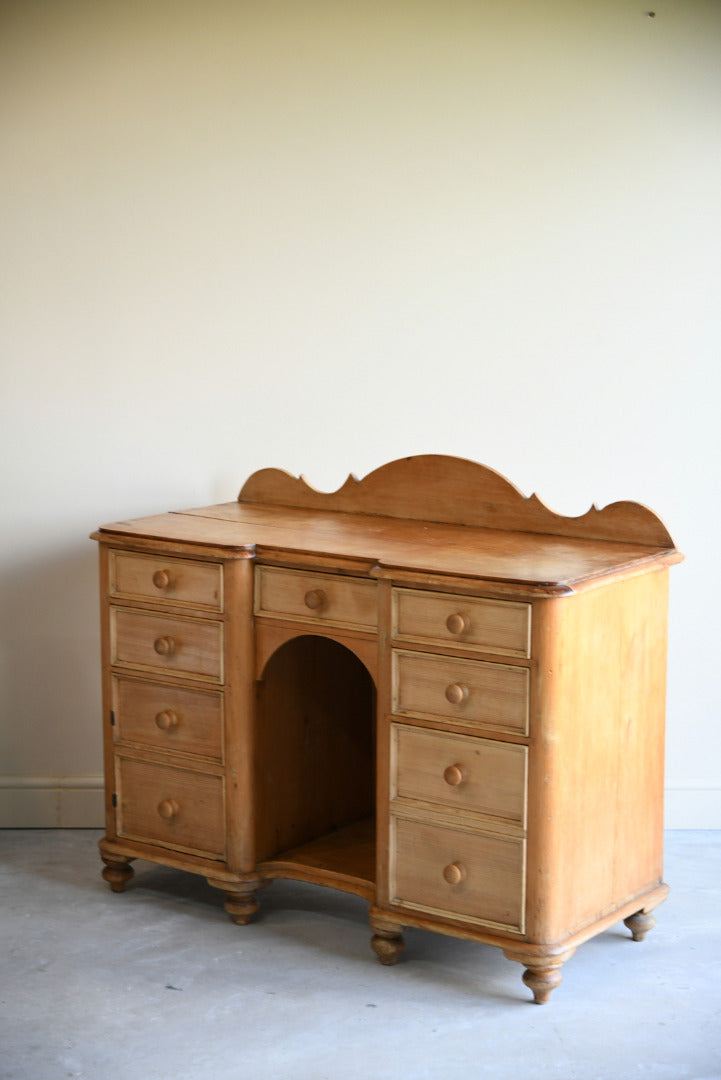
[1,0,719,826]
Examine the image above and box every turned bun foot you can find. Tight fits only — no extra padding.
[521,965,563,1005]
[224,893,260,925]
[206,876,263,925]
[504,947,575,1005]
[371,930,405,966]
[624,910,657,942]
[101,856,135,893]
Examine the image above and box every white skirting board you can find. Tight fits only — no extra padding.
[664,783,721,830]
[0,777,719,829]
[0,776,105,828]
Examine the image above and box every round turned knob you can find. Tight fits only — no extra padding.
[445,682,469,706]
[446,612,468,636]
[443,764,466,787]
[155,709,179,731]
[304,588,326,611]
[157,798,179,820]
[153,636,176,657]
[152,569,171,590]
[443,861,466,886]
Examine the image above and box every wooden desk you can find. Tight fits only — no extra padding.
[93,456,682,1003]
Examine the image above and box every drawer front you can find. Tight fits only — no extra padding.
[392,725,527,828]
[111,609,223,682]
[112,677,223,761]
[392,650,529,736]
[393,588,530,658]
[110,551,223,611]
[391,817,525,932]
[116,757,225,858]
[254,567,377,631]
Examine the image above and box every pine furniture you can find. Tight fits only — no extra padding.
[93,456,682,1003]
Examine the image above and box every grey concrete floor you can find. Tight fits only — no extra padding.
[0,831,719,1080]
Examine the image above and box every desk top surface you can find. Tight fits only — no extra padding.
[96,500,680,595]
[95,457,682,595]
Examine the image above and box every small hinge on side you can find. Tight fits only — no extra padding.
[112,793,118,808]
[110,710,115,726]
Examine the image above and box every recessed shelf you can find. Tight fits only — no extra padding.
[258,818,375,901]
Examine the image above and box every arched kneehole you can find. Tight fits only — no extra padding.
[255,635,376,864]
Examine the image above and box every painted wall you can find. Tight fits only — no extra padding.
[1,0,719,826]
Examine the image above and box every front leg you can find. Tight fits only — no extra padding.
[206,874,265,925]
[100,853,135,893]
[503,947,576,1005]
[369,908,405,966]
[624,909,657,942]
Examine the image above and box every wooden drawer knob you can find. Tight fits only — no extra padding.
[304,588,326,611]
[157,798,180,820]
[152,569,171,590]
[153,636,176,657]
[443,861,466,886]
[445,682,469,706]
[443,764,466,787]
[446,612,468,635]
[155,709,179,731]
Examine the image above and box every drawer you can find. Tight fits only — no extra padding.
[392,725,527,828]
[116,757,225,858]
[254,567,377,631]
[392,588,530,658]
[111,608,223,682]
[391,817,525,932]
[110,551,222,611]
[112,677,223,762]
[392,650,529,736]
